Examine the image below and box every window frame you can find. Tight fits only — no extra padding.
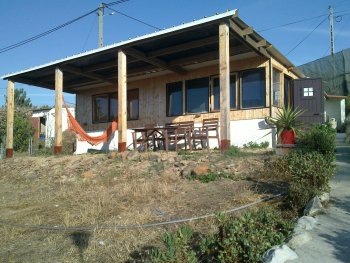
[92,93,109,124]
[240,68,266,109]
[166,81,184,117]
[185,77,210,114]
[210,73,238,112]
[92,89,139,124]
[272,68,282,107]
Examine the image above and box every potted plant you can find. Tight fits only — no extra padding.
[266,106,304,144]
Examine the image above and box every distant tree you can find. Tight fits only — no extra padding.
[4,88,32,108]
[1,88,34,151]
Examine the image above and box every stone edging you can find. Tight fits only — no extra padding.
[262,193,330,263]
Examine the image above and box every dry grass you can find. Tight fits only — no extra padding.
[0,149,281,262]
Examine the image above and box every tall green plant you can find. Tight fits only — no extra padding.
[266,106,304,138]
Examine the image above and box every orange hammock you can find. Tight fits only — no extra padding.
[63,100,118,146]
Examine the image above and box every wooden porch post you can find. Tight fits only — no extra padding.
[118,49,127,152]
[219,22,231,152]
[54,68,63,154]
[6,80,14,158]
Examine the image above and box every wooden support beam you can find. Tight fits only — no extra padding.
[54,68,63,154]
[241,26,253,36]
[62,65,113,84]
[125,47,187,75]
[147,36,218,58]
[229,19,270,58]
[118,50,127,152]
[219,23,231,152]
[256,39,267,47]
[6,80,14,158]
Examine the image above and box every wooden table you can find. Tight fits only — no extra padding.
[132,126,192,151]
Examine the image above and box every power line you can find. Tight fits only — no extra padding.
[0,0,130,55]
[258,14,328,32]
[285,17,328,56]
[105,6,161,30]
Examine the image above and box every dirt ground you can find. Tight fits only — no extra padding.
[0,149,285,263]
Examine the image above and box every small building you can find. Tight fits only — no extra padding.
[298,49,350,130]
[2,10,310,156]
[324,93,347,130]
[31,107,75,147]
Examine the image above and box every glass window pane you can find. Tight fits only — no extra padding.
[93,95,108,123]
[284,76,291,107]
[213,75,236,111]
[128,89,139,120]
[166,82,183,116]
[230,75,236,109]
[213,78,220,111]
[186,77,209,113]
[110,93,118,121]
[273,69,280,106]
[241,69,266,108]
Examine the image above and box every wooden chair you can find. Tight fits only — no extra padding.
[132,122,156,151]
[194,118,220,150]
[164,121,194,151]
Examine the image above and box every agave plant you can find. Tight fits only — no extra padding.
[266,106,305,138]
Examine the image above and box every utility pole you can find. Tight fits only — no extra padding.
[329,5,335,56]
[98,3,104,48]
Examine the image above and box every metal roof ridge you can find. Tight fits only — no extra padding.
[1,9,237,80]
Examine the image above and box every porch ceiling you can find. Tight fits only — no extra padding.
[2,10,304,94]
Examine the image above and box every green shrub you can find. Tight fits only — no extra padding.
[298,124,336,162]
[141,208,293,263]
[243,141,269,149]
[0,112,34,152]
[202,207,293,263]
[189,172,233,183]
[225,145,241,157]
[147,227,198,263]
[285,150,335,211]
[260,156,292,180]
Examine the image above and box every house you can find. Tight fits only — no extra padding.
[298,49,350,130]
[31,106,75,147]
[2,10,307,157]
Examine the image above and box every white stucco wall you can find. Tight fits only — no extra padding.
[325,99,345,129]
[45,108,75,147]
[74,118,274,154]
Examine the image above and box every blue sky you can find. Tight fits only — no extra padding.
[1,0,349,107]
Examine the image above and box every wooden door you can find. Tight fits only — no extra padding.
[293,78,324,124]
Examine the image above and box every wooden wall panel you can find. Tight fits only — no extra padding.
[76,56,275,131]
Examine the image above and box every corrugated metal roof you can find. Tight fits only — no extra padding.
[1,10,237,79]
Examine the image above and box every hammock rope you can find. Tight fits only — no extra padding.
[63,99,118,146]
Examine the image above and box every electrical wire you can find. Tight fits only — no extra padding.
[105,6,161,30]
[258,14,328,32]
[0,193,284,232]
[0,0,130,55]
[285,17,328,56]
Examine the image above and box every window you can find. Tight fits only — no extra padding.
[241,69,266,108]
[186,77,209,113]
[212,75,237,111]
[166,82,183,116]
[273,69,281,106]
[284,76,292,107]
[93,94,108,123]
[127,89,139,120]
[110,93,118,120]
[92,89,139,123]
[303,87,314,97]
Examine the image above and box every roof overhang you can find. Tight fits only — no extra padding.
[2,9,304,93]
[325,93,348,100]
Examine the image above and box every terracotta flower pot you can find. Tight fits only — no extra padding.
[280,129,295,144]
